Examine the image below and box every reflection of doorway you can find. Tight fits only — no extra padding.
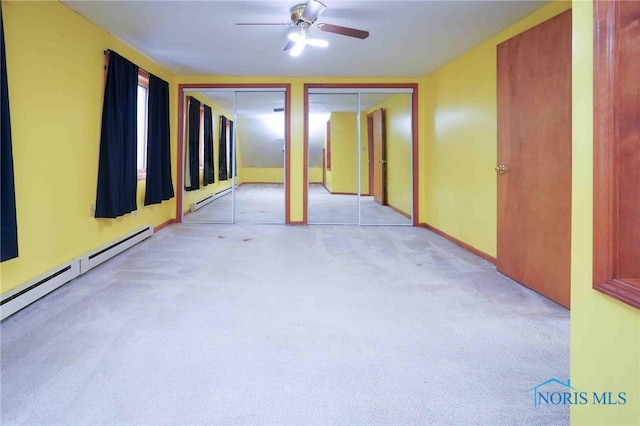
[177,85,291,224]
[368,108,386,205]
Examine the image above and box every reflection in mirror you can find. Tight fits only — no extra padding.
[233,91,286,224]
[183,90,234,223]
[307,93,359,224]
[359,93,413,225]
[182,90,286,224]
[307,90,413,226]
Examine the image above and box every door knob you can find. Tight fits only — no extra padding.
[495,164,507,174]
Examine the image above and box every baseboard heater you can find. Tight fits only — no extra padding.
[191,187,232,213]
[79,225,153,274]
[1,225,153,321]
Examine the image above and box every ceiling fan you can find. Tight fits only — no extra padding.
[235,0,370,57]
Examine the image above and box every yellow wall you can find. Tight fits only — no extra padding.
[327,112,363,194]
[241,168,284,184]
[570,1,640,424]
[420,0,571,257]
[1,1,176,294]
[309,167,323,184]
[181,92,233,214]
[367,94,412,215]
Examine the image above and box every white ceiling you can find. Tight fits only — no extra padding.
[61,0,549,78]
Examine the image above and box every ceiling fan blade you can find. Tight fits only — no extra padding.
[283,40,296,51]
[301,0,327,23]
[235,23,291,26]
[317,23,369,39]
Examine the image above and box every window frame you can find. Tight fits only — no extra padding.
[136,70,150,180]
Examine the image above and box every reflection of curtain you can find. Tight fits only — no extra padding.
[218,115,228,181]
[95,51,138,218]
[228,119,236,178]
[185,96,200,191]
[203,105,215,186]
[1,7,18,261]
[144,74,174,205]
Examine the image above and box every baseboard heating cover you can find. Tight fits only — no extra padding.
[80,225,153,274]
[1,224,153,321]
[191,188,232,212]
[1,261,81,321]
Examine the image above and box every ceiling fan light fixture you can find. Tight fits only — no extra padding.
[306,38,328,48]
[290,41,306,57]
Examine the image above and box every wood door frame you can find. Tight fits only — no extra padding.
[303,84,419,225]
[176,84,291,224]
[370,108,387,205]
[593,1,640,309]
[366,112,374,197]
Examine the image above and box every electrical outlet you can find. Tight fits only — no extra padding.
[89,203,95,217]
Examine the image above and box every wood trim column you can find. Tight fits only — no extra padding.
[592,0,640,309]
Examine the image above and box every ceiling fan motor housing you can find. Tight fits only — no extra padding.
[291,4,311,24]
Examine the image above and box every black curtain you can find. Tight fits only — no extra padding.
[1,7,18,262]
[202,105,215,186]
[218,115,228,181]
[185,96,200,191]
[95,51,139,218]
[228,119,235,178]
[144,74,174,205]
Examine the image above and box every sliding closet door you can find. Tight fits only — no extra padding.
[233,91,286,224]
[182,90,234,223]
[359,92,413,225]
[307,93,359,224]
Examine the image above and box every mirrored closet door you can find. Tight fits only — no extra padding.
[182,89,286,224]
[307,88,413,225]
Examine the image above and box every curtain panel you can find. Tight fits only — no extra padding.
[218,116,228,181]
[144,74,174,205]
[95,51,139,218]
[185,96,200,191]
[203,105,215,186]
[229,119,235,178]
[1,6,18,262]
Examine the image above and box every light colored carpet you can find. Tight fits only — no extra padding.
[184,184,286,224]
[307,184,411,225]
[0,224,569,425]
[184,184,412,225]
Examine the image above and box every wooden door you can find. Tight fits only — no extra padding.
[496,10,572,308]
[322,148,326,187]
[370,108,386,205]
[366,114,374,196]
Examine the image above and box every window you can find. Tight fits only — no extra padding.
[136,71,150,178]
